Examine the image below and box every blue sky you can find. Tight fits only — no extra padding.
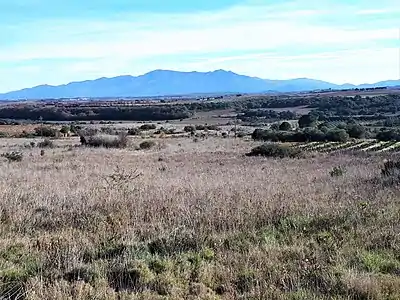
[1,0,399,92]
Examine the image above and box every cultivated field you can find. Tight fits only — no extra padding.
[0,136,399,299]
[293,140,400,154]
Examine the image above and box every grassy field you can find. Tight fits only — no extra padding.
[0,136,399,299]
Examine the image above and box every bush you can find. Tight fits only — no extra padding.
[81,133,128,148]
[236,131,246,138]
[246,143,302,158]
[140,124,157,130]
[326,129,349,143]
[37,139,54,148]
[330,166,346,177]
[127,127,141,136]
[346,124,366,139]
[60,125,71,135]
[381,160,400,177]
[78,127,98,137]
[279,121,292,131]
[34,126,59,137]
[1,151,23,162]
[195,125,206,130]
[184,125,196,133]
[164,128,176,134]
[270,123,280,131]
[139,140,156,150]
[298,114,318,128]
[100,127,117,135]
[376,129,400,141]
[206,125,220,131]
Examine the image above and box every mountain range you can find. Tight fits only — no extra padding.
[1,69,399,100]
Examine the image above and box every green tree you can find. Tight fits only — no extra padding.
[346,124,366,139]
[326,129,349,142]
[60,125,70,135]
[298,114,317,128]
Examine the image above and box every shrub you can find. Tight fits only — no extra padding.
[60,125,71,135]
[34,126,59,137]
[326,129,349,143]
[379,160,400,185]
[195,125,206,130]
[78,127,98,137]
[139,140,156,150]
[1,151,23,162]
[279,121,292,131]
[270,123,280,131]
[140,124,157,130]
[164,128,176,134]
[376,129,400,141]
[100,127,116,135]
[381,160,400,177]
[246,143,302,158]
[347,124,366,139]
[37,139,54,148]
[330,166,346,177]
[298,114,318,128]
[70,124,81,134]
[206,125,220,131]
[184,125,196,133]
[81,134,128,148]
[236,131,246,138]
[128,127,141,136]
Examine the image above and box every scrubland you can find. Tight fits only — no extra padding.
[0,137,399,299]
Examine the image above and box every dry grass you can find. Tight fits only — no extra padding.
[0,137,399,299]
[0,125,38,135]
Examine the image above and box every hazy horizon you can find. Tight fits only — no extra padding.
[1,0,399,93]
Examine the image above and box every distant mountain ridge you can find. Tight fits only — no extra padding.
[1,69,399,100]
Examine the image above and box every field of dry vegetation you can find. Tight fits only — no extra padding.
[0,136,399,299]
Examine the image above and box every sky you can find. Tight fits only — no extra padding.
[1,0,400,92]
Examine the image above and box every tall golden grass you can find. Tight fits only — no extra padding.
[0,137,399,299]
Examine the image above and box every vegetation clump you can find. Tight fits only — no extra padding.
[80,133,128,148]
[37,139,55,148]
[246,143,302,158]
[279,121,292,131]
[184,125,196,133]
[140,124,157,130]
[330,166,346,177]
[127,127,141,136]
[139,140,156,150]
[1,151,23,162]
[380,160,400,185]
[252,126,351,143]
[34,126,60,137]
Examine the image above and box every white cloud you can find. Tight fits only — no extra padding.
[184,48,400,84]
[0,0,399,91]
